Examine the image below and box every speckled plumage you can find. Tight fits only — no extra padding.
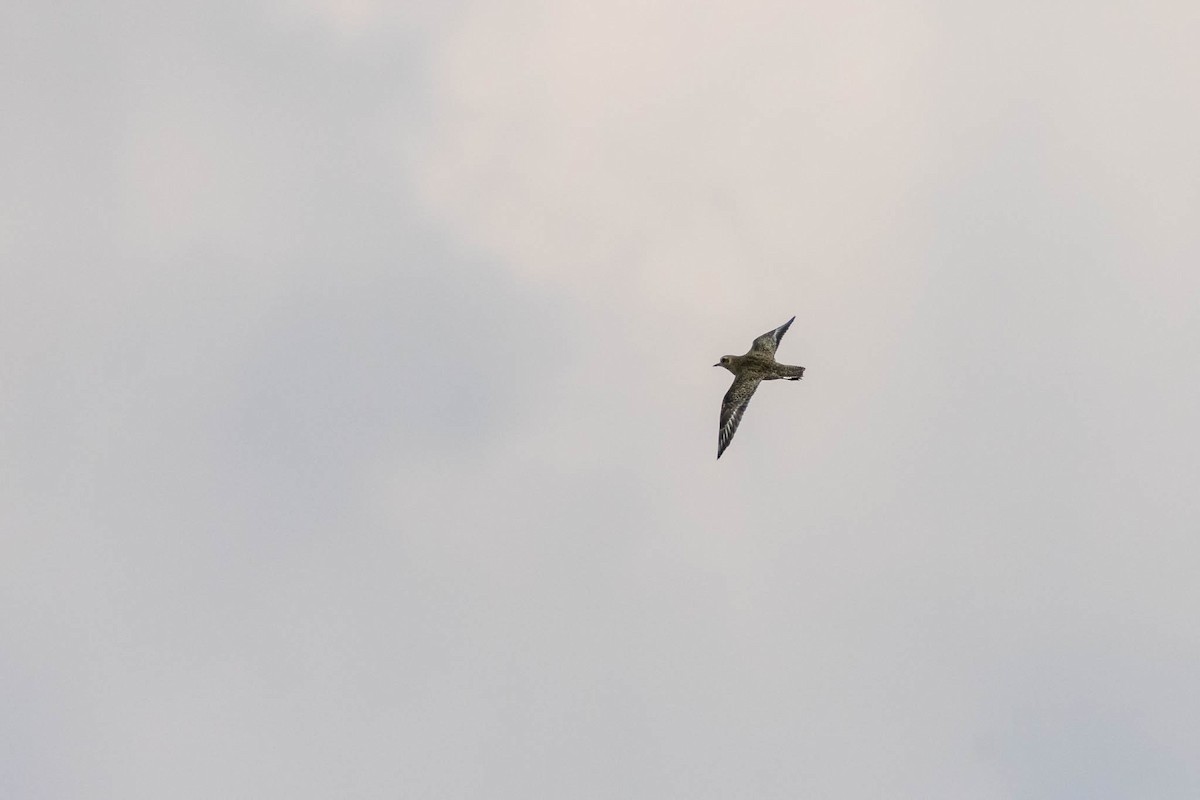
[714,316,805,458]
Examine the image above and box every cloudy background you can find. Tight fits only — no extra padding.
[4,1,1200,797]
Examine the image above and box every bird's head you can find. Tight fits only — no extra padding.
[714,355,737,373]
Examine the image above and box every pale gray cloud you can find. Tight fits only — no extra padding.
[4,1,1200,798]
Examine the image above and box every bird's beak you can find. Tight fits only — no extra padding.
[713,362,721,367]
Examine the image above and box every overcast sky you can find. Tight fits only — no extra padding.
[4,1,1200,797]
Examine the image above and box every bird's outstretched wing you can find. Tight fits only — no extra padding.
[750,315,796,356]
[718,374,763,458]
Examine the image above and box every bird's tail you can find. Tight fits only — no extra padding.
[782,365,805,380]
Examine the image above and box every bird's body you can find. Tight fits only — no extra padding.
[714,316,805,458]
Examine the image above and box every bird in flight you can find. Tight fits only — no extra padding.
[713,316,805,458]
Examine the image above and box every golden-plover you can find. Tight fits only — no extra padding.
[713,316,805,458]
